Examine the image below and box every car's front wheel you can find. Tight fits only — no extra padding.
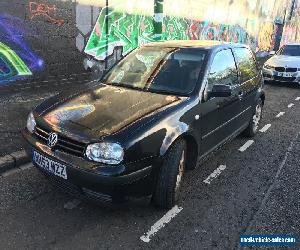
[243,99,263,137]
[152,140,186,209]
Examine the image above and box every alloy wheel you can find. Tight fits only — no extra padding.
[175,150,185,197]
[253,103,262,132]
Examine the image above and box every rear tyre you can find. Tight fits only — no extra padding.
[152,140,186,209]
[243,99,263,137]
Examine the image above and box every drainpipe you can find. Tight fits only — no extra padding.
[153,0,163,41]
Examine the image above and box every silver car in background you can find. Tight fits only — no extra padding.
[263,43,300,85]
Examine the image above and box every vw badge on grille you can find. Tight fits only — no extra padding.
[47,132,58,148]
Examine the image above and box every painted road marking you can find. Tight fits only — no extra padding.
[276,112,285,118]
[203,165,226,184]
[237,132,300,250]
[259,124,271,133]
[295,97,300,101]
[140,205,183,243]
[239,140,254,152]
[288,103,294,108]
[64,199,81,210]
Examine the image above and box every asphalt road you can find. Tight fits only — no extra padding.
[0,82,299,250]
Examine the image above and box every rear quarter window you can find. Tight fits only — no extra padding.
[234,48,258,82]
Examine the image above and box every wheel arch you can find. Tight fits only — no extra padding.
[160,132,199,171]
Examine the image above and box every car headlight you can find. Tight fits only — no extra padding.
[85,142,124,165]
[264,64,274,70]
[26,112,36,133]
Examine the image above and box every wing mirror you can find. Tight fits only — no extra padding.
[209,84,232,98]
[269,51,276,56]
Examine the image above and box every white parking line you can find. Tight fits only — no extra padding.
[276,112,285,118]
[288,103,294,108]
[238,132,300,250]
[259,124,271,133]
[140,205,183,243]
[64,199,81,210]
[295,97,300,101]
[239,140,254,152]
[203,165,226,184]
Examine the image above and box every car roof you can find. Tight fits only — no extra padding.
[144,40,248,50]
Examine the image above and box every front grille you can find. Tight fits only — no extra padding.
[286,67,297,72]
[275,67,285,72]
[34,125,86,157]
[275,67,297,72]
[274,76,296,82]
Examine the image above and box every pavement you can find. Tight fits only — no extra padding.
[0,82,299,249]
[0,72,93,157]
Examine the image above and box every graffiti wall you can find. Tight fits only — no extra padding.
[0,0,293,85]
[83,0,289,76]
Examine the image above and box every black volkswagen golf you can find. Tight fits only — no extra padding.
[22,41,265,208]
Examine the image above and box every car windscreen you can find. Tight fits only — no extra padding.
[102,46,207,96]
[278,45,300,56]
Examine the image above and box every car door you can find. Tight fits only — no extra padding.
[198,49,242,156]
[233,47,261,125]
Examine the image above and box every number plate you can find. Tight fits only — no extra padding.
[278,72,293,77]
[33,150,67,179]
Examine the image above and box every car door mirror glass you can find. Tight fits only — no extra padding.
[209,84,232,98]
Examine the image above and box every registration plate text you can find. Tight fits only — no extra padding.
[33,151,67,179]
[277,72,293,77]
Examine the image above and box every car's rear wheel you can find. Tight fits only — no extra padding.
[243,99,263,137]
[152,140,186,209]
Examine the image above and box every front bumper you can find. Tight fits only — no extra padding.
[262,68,300,83]
[22,129,158,201]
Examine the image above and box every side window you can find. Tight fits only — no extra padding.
[207,49,238,91]
[234,48,258,82]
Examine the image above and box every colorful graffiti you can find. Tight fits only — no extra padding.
[162,18,251,44]
[258,22,275,51]
[84,6,155,60]
[0,42,32,82]
[82,0,292,67]
[0,13,43,84]
[84,6,252,62]
[1,0,294,85]
[29,2,65,25]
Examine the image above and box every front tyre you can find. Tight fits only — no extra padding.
[152,140,186,209]
[243,99,263,137]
